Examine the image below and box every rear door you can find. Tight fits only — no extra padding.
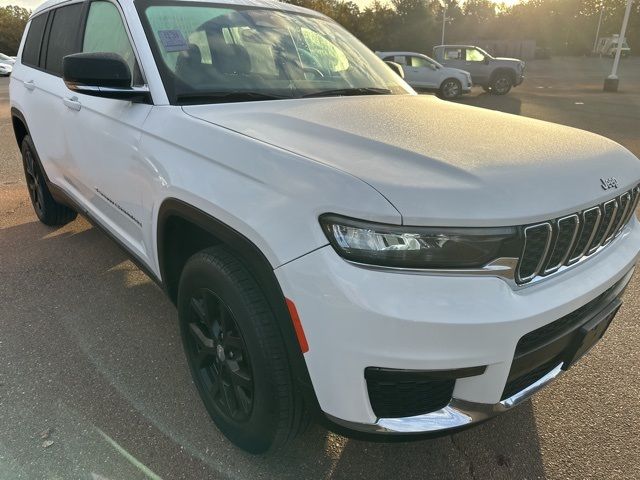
[62,0,153,261]
[13,4,84,188]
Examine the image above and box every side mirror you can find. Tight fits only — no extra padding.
[384,60,405,79]
[483,57,490,65]
[63,52,151,103]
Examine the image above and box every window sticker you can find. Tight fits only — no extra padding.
[158,29,189,52]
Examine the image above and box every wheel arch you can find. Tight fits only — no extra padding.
[11,107,29,149]
[156,198,319,408]
[490,67,517,83]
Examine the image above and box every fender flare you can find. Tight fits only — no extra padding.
[157,198,319,406]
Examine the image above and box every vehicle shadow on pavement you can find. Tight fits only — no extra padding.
[0,198,546,480]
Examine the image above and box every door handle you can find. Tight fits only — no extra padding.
[24,80,35,91]
[63,96,82,111]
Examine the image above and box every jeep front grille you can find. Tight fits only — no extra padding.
[516,185,639,284]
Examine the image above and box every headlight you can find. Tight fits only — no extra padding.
[320,214,521,269]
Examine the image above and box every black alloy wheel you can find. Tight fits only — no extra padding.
[186,288,254,422]
[23,145,45,219]
[20,135,77,226]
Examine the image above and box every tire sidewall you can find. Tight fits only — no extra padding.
[21,136,47,222]
[178,254,283,453]
[490,72,513,95]
[440,78,462,99]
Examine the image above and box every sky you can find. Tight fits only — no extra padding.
[1,0,41,9]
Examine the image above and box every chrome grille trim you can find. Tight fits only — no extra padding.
[588,199,617,255]
[620,186,640,233]
[517,223,552,283]
[568,206,602,264]
[610,192,631,241]
[516,185,639,285]
[543,214,579,275]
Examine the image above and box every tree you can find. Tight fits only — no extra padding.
[0,6,30,55]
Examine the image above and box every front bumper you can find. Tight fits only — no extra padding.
[275,220,639,434]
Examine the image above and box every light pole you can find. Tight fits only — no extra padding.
[604,0,634,91]
[592,3,604,54]
[441,3,448,45]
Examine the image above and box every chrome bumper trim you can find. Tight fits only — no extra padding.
[326,363,564,435]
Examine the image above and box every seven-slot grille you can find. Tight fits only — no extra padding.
[517,185,640,284]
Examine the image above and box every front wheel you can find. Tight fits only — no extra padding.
[178,246,307,453]
[489,73,513,95]
[439,78,462,99]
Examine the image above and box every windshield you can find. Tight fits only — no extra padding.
[137,1,412,104]
[475,47,493,59]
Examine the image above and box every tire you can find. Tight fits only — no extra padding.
[21,135,77,226]
[439,78,462,99]
[489,72,513,95]
[178,246,307,454]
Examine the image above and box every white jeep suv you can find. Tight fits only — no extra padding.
[10,0,640,454]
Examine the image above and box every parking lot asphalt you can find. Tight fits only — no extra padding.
[1,57,640,480]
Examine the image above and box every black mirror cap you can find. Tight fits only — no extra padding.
[63,52,132,88]
[384,60,405,79]
[62,52,151,103]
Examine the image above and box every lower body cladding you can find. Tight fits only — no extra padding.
[275,222,640,435]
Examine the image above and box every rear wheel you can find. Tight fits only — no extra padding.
[178,246,307,453]
[21,135,77,226]
[439,78,462,99]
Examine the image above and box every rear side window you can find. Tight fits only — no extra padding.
[44,3,83,76]
[444,48,463,60]
[22,14,48,67]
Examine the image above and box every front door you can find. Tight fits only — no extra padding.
[62,0,153,262]
[406,55,439,89]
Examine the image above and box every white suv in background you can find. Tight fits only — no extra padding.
[10,0,640,454]
[377,51,472,99]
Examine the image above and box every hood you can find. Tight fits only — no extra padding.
[183,95,640,226]
[444,67,470,76]
[494,57,522,64]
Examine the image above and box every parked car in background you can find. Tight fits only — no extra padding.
[0,62,12,76]
[376,51,472,99]
[0,53,16,65]
[433,45,524,95]
[595,35,630,57]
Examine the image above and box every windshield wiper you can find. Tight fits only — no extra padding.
[302,87,392,98]
[176,91,290,104]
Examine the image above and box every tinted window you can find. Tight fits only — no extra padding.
[45,3,83,76]
[83,1,140,84]
[22,13,48,67]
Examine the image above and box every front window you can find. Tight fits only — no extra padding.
[137,1,412,104]
[410,56,436,68]
[465,48,485,62]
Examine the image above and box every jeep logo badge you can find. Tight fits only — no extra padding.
[600,177,618,190]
